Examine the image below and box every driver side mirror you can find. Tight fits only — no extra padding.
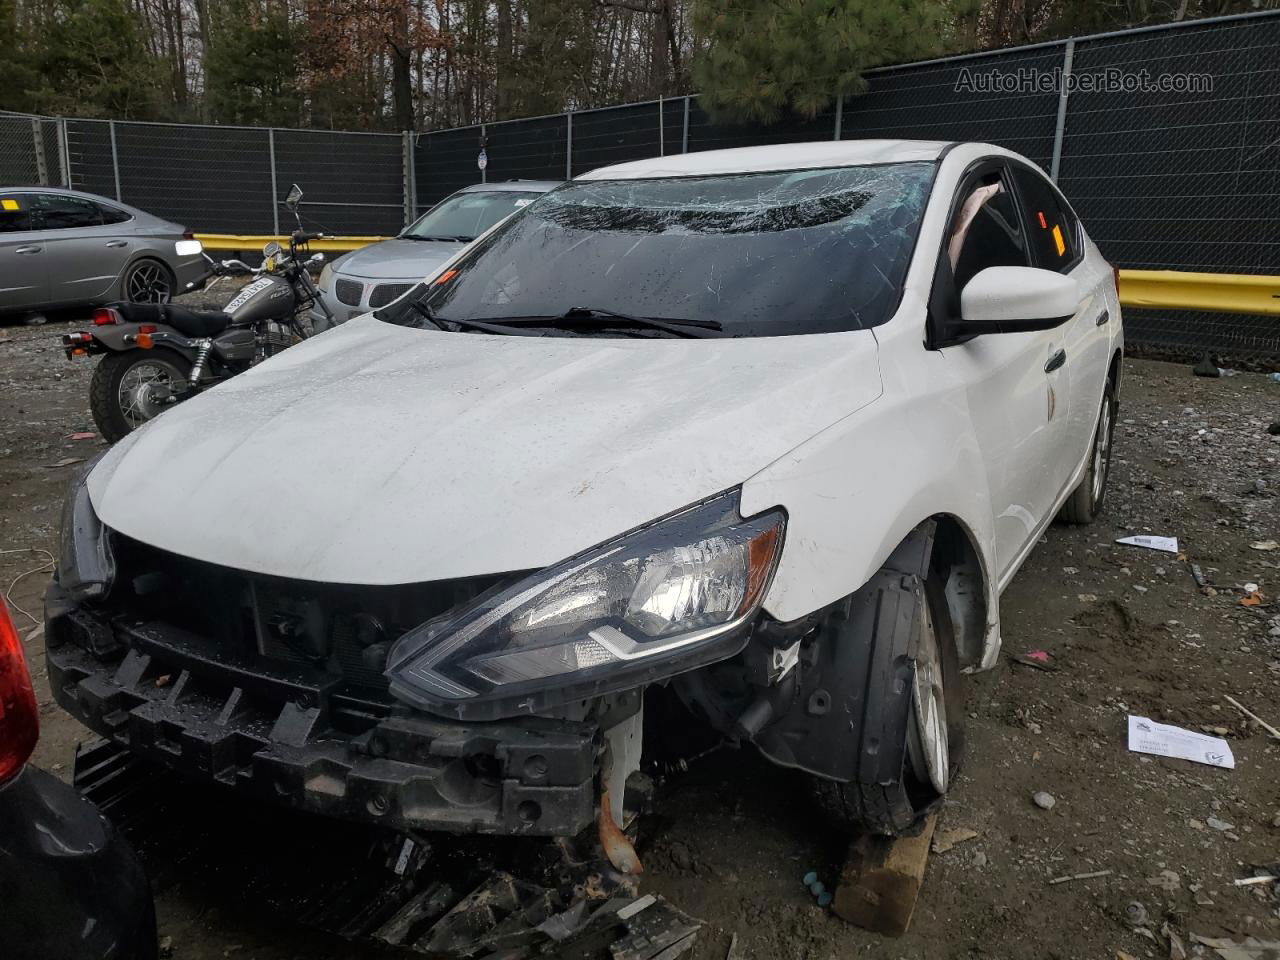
[956,266,1081,334]
[285,184,303,210]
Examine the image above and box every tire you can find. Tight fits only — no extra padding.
[1060,375,1118,524]
[90,350,191,443]
[121,258,175,304]
[810,570,965,836]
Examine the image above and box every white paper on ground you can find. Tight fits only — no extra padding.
[1128,715,1235,769]
[1116,535,1179,553]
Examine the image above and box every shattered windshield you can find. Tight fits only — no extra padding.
[379,162,934,336]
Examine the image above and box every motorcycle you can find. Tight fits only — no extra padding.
[62,185,335,442]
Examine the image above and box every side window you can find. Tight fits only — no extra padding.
[1011,167,1077,271]
[35,193,104,230]
[947,169,1029,290]
[98,203,133,225]
[0,195,33,233]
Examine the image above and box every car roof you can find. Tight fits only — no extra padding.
[576,139,956,180]
[456,180,562,193]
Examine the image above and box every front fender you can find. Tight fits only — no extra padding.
[740,387,1001,668]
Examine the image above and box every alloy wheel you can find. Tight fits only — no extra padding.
[125,262,172,303]
[1092,396,1113,503]
[907,599,949,795]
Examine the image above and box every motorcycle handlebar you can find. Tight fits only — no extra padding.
[292,230,326,243]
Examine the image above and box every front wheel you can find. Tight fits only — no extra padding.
[89,350,191,442]
[810,571,965,836]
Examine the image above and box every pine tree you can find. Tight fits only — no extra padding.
[691,0,977,124]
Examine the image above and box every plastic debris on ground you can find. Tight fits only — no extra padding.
[1127,715,1235,769]
[1115,534,1179,553]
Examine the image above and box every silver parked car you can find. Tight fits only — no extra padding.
[0,187,206,319]
[312,180,560,330]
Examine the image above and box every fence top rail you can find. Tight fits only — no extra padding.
[0,109,405,139]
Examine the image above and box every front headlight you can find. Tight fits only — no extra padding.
[317,262,334,292]
[57,456,115,602]
[387,491,785,720]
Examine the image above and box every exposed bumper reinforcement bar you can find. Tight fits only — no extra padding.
[46,605,600,837]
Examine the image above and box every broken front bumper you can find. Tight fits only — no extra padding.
[45,596,601,837]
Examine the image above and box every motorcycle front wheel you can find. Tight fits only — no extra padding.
[89,350,191,443]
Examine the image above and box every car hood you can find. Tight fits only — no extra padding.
[334,238,463,281]
[89,317,883,585]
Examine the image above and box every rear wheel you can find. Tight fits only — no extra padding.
[811,571,964,836]
[1060,376,1117,524]
[90,350,190,442]
[121,258,174,304]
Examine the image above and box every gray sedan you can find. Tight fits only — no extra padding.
[312,180,560,330]
[0,187,207,319]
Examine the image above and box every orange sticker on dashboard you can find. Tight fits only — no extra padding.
[1052,224,1066,256]
[434,269,458,285]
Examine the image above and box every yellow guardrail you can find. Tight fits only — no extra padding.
[194,238,1280,316]
[195,233,389,254]
[1118,269,1280,316]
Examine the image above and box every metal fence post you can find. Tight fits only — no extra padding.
[565,113,573,180]
[658,97,664,156]
[403,131,416,223]
[681,96,690,153]
[57,118,70,187]
[480,123,487,183]
[267,128,280,235]
[108,121,122,201]
[1050,39,1075,182]
[833,94,844,140]
[31,119,47,185]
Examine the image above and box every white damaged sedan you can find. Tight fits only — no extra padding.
[47,140,1121,845]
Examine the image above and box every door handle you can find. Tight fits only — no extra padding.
[14,245,41,254]
[1095,309,1110,327]
[1044,348,1067,373]
[105,240,128,248]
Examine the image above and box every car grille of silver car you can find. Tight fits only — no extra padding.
[334,278,365,306]
[368,283,414,309]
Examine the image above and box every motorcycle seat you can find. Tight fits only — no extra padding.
[113,302,232,338]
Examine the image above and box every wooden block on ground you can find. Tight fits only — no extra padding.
[832,815,936,937]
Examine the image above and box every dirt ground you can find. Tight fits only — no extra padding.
[2,299,1278,960]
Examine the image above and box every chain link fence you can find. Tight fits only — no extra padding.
[3,9,1278,359]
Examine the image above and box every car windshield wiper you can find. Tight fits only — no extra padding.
[549,307,725,339]
[408,300,541,336]
[399,234,473,242]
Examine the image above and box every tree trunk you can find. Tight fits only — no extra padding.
[389,1,414,130]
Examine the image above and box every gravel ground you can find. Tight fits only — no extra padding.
[1,299,1277,959]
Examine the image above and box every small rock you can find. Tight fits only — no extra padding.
[1206,817,1234,832]
[159,936,174,959]
[1032,791,1056,810]
[1124,901,1149,926]
[1147,869,1180,892]
[971,850,988,868]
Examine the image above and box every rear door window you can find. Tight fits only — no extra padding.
[35,193,105,230]
[1011,166,1078,271]
[0,195,33,232]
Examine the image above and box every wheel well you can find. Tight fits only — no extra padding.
[1108,348,1123,393]
[928,516,988,670]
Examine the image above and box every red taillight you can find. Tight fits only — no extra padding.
[1111,262,1122,292]
[0,600,38,784]
[93,307,120,326]
[182,229,195,241]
